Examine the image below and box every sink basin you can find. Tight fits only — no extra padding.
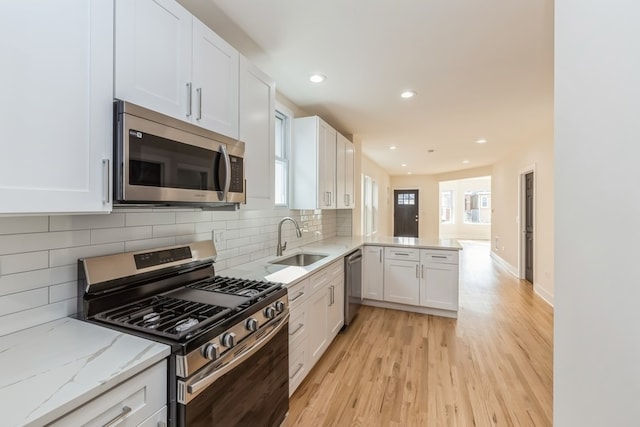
[270,253,327,267]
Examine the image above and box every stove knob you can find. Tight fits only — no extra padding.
[203,343,220,360]
[264,306,276,319]
[275,301,286,313]
[222,332,236,348]
[246,318,259,332]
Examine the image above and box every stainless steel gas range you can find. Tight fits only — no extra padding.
[78,240,289,427]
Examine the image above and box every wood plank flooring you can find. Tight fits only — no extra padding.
[287,240,553,426]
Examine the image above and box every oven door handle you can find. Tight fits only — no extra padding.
[185,312,289,398]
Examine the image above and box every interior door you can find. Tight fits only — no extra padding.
[525,172,534,283]
[394,189,419,237]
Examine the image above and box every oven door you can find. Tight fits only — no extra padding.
[178,314,289,427]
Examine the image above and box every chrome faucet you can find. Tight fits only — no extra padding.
[277,217,302,256]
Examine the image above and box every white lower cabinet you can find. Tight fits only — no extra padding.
[50,360,167,426]
[383,248,420,306]
[420,250,459,310]
[363,246,384,300]
[288,259,344,395]
[367,245,460,315]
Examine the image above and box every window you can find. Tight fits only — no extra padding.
[363,175,378,236]
[440,190,454,224]
[464,191,491,224]
[274,108,290,206]
[397,193,415,205]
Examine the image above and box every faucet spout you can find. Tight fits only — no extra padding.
[277,217,302,256]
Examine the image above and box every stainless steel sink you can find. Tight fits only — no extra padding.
[270,253,327,267]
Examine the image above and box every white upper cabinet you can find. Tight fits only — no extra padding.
[115,0,239,139]
[192,18,239,138]
[336,133,355,209]
[0,0,114,214]
[115,0,192,121]
[292,116,337,210]
[239,55,276,209]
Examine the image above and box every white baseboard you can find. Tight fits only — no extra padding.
[490,251,554,308]
[490,251,519,277]
[534,285,554,307]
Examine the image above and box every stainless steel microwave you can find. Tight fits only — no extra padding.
[113,100,244,207]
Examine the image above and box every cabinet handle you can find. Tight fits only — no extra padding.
[416,265,419,279]
[103,406,132,427]
[186,82,192,117]
[329,191,332,205]
[290,363,304,379]
[196,87,203,120]
[329,285,334,305]
[431,255,448,259]
[290,291,305,302]
[102,159,110,205]
[395,252,410,256]
[379,249,382,263]
[290,323,304,336]
[421,264,424,278]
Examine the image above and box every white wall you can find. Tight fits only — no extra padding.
[555,1,640,425]
[0,207,337,337]
[439,176,491,240]
[361,154,392,237]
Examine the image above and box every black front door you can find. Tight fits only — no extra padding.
[394,189,419,237]
[525,172,534,283]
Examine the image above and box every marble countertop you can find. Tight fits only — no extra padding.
[0,317,171,427]
[219,236,461,286]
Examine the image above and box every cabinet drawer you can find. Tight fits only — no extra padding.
[287,279,308,310]
[50,360,166,426]
[289,338,307,396]
[138,405,167,427]
[309,260,342,294]
[289,308,306,343]
[423,249,459,264]
[385,247,420,261]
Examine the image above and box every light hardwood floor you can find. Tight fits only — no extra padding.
[287,240,553,426]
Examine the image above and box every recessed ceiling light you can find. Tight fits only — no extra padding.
[476,139,487,144]
[309,74,326,83]
[462,160,470,164]
[428,149,435,153]
[401,163,407,167]
[400,90,416,99]
[389,146,397,150]
[408,172,412,175]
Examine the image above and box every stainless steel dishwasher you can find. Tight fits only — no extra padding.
[344,249,363,326]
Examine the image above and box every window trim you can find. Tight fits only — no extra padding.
[274,102,293,208]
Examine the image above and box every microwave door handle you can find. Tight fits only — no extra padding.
[218,144,231,201]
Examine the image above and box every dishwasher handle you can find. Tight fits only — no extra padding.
[346,250,362,265]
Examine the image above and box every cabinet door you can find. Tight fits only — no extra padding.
[420,262,459,310]
[318,120,337,209]
[308,286,329,368]
[240,55,275,209]
[336,133,355,209]
[192,17,239,138]
[328,278,345,338]
[363,246,384,300]
[115,0,192,121]
[384,259,420,305]
[0,0,113,214]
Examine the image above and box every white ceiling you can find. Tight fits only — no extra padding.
[182,0,554,176]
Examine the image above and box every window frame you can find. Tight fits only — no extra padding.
[274,102,293,207]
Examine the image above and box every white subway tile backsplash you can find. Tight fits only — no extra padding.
[0,207,342,335]
[0,216,49,235]
[91,226,152,245]
[0,299,77,337]
[49,281,77,303]
[125,212,176,227]
[153,223,196,238]
[0,265,76,297]
[124,237,177,253]
[0,230,90,256]
[0,251,49,275]
[0,288,48,316]
[49,243,124,268]
[50,213,125,231]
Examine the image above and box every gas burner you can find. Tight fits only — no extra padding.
[174,318,199,332]
[236,288,260,297]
